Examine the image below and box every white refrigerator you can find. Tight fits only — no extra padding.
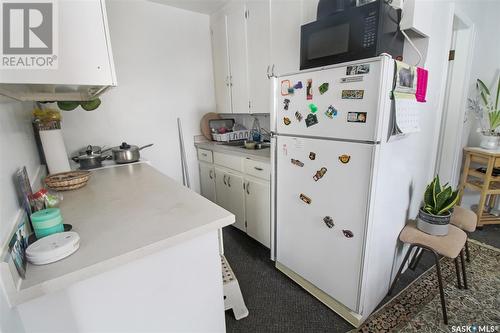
[271,55,414,326]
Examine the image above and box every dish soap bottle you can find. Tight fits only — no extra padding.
[251,117,261,142]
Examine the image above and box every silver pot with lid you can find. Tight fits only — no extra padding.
[72,145,111,170]
[112,142,153,164]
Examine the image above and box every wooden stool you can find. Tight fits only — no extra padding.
[221,255,249,320]
[450,206,478,262]
[388,222,468,325]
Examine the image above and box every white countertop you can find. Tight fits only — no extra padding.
[195,141,271,162]
[2,163,234,306]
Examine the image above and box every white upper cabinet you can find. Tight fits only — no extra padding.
[246,0,271,114]
[0,0,117,101]
[269,0,303,77]
[226,1,249,114]
[211,11,232,114]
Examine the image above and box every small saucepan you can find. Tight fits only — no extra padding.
[72,145,112,170]
[112,142,154,164]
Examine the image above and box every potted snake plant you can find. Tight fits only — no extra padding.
[417,175,459,236]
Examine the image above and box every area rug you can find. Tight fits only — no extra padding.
[355,240,500,333]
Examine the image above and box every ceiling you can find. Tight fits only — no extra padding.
[149,0,228,14]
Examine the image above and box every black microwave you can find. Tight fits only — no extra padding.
[300,0,403,70]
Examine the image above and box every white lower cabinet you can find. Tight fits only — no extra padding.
[199,150,271,248]
[244,177,270,248]
[215,167,246,232]
[199,162,216,202]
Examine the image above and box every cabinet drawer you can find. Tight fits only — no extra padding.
[197,149,213,163]
[244,159,270,180]
[213,152,243,172]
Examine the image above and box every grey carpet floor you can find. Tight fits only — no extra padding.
[223,225,499,333]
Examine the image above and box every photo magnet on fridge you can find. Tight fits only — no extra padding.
[283,117,291,126]
[305,114,318,127]
[300,193,312,204]
[342,90,364,99]
[283,98,290,110]
[346,64,370,75]
[306,79,313,100]
[347,112,367,123]
[319,82,329,94]
[291,159,304,167]
[313,167,327,181]
[325,105,338,119]
[338,154,351,164]
[281,80,291,96]
[295,111,303,122]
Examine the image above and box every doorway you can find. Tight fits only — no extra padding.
[435,10,475,187]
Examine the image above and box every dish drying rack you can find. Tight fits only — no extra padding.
[212,130,251,142]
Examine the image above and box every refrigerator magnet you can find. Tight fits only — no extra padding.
[341,90,364,99]
[325,105,338,119]
[309,152,316,160]
[340,76,363,84]
[283,117,291,126]
[291,159,304,167]
[323,216,334,228]
[283,98,290,110]
[347,112,367,123]
[342,230,354,238]
[288,87,295,95]
[299,193,312,204]
[313,167,327,181]
[281,80,291,96]
[294,81,303,89]
[306,79,313,100]
[295,111,303,122]
[309,103,318,113]
[338,154,350,164]
[319,82,329,94]
[346,64,370,75]
[305,114,318,127]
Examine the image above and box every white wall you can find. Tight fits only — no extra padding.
[60,0,216,193]
[0,99,40,333]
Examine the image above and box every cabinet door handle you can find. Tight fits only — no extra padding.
[271,64,276,77]
[246,182,250,195]
[223,175,227,185]
[254,167,263,171]
[266,65,270,79]
[227,176,231,187]
[209,170,213,179]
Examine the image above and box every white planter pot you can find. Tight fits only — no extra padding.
[416,208,451,236]
[479,133,500,150]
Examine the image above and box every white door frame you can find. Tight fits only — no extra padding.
[435,8,476,186]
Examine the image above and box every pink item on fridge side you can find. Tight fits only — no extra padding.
[416,67,428,102]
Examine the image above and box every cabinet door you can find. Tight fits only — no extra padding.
[245,178,271,248]
[246,0,272,114]
[270,0,302,76]
[210,11,232,114]
[199,162,216,202]
[215,168,246,231]
[226,1,249,114]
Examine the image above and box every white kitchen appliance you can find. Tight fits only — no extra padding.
[272,55,419,326]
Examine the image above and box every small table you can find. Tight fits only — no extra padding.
[458,147,500,226]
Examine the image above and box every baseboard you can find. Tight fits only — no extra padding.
[275,261,364,328]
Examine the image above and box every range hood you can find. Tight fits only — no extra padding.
[0,0,117,102]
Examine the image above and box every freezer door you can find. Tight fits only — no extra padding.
[276,58,384,142]
[275,135,374,311]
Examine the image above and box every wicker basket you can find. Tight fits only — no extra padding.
[44,171,91,191]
